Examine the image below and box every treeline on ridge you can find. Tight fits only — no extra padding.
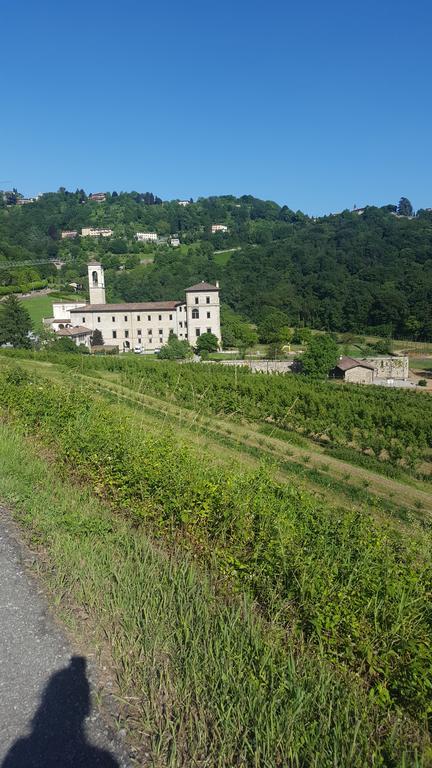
[1,189,431,339]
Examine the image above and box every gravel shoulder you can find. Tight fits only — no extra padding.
[0,506,131,768]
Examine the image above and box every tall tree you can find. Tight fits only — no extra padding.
[397,197,413,217]
[0,295,32,348]
[298,334,339,379]
[91,329,104,346]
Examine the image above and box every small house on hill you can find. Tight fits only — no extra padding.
[332,356,375,384]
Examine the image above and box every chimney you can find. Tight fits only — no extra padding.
[216,280,219,288]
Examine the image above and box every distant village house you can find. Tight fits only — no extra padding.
[136,232,158,242]
[211,224,229,233]
[81,227,113,238]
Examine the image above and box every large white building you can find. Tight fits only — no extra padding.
[81,227,113,238]
[49,261,221,352]
[136,232,158,242]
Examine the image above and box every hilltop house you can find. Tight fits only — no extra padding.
[89,192,106,202]
[136,232,158,242]
[81,227,113,238]
[211,224,228,233]
[46,261,221,352]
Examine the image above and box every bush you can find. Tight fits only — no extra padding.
[418,379,427,387]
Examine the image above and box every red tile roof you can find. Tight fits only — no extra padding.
[56,326,92,337]
[335,356,375,372]
[70,301,182,313]
[185,282,219,292]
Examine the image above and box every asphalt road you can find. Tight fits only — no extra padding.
[0,507,131,767]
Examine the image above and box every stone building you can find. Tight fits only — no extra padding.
[47,261,221,353]
[332,356,375,384]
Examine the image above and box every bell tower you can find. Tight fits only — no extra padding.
[88,260,106,305]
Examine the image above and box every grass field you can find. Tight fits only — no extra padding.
[20,293,87,330]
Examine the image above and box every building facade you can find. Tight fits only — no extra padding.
[50,262,221,353]
[81,227,113,237]
[136,232,158,242]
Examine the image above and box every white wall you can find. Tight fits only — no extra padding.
[186,290,221,345]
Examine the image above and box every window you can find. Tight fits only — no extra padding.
[207,311,211,319]
[112,316,115,322]
[195,297,199,305]
[159,337,163,343]
[179,306,182,312]
[169,314,173,320]
[207,328,211,334]
[158,329,163,335]
[195,328,201,337]
[192,308,199,319]
[148,329,152,335]
[158,315,162,321]
[113,331,117,339]
[125,330,129,338]
[124,315,128,322]
[137,329,142,336]
[179,321,183,328]
[97,316,101,323]
[92,270,98,286]
[82,317,85,323]
[147,315,151,321]
[137,315,140,321]
[206,296,210,304]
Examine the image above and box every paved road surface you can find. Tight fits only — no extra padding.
[0,507,131,767]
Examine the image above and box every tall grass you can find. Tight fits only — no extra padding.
[1,365,432,759]
[0,423,428,767]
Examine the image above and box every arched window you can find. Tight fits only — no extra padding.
[192,308,199,319]
[92,270,98,286]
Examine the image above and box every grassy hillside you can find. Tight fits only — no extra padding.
[0,353,431,765]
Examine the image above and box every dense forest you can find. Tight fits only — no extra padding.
[1,189,431,338]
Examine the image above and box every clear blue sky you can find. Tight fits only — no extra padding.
[2,0,431,215]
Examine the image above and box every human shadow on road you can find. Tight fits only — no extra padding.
[1,656,119,768]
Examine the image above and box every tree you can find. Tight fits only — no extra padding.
[397,197,413,217]
[298,334,339,379]
[0,295,32,348]
[196,332,219,354]
[221,306,258,353]
[157,333,192,360]
[91,329,104,346]
[258,310,290,344]
[51,337,89,354]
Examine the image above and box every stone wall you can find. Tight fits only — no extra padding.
[345,366,374,385]
[217,360,294,374]
[362,356,409,381]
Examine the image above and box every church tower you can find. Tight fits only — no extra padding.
[88,260,106,305]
